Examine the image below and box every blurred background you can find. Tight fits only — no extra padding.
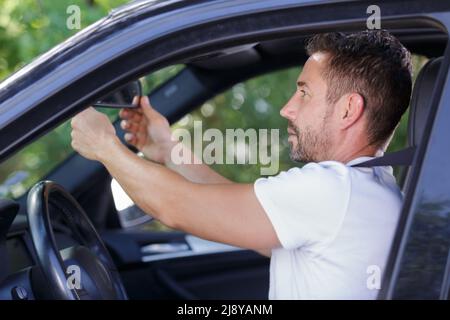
[0,0,426,200]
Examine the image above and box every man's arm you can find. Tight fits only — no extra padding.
[162,141,233,184]
[119,99,271,255]
[164,146,272,257]
[97,137,280,251]
[118,103,231,184]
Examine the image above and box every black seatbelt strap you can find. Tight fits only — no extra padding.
[351,146,416,167]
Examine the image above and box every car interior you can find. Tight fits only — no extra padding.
[0,25,448,299]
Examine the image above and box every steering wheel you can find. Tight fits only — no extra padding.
[27,181,128,300]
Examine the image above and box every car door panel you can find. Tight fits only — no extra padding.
[101,229,270,299]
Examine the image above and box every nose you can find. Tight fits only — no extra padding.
[280,97,297,121]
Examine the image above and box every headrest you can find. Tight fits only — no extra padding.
[408,57,442,146]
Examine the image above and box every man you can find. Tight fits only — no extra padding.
[71,30,412,299]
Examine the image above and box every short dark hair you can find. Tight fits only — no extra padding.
[306,30,412,146]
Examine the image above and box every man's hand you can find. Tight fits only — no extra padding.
[120,96,231,184]
[119,96,174,164]
[71,107,118,161]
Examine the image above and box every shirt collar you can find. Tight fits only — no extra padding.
[345,149,385,166]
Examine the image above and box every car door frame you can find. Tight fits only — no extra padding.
[1,0,450,299]
[383,25,450,298]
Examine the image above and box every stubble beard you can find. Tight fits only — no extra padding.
[288,120,331,163]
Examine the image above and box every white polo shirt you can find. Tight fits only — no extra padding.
[254,157,403,300]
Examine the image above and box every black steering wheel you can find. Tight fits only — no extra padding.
[27,181,127,300]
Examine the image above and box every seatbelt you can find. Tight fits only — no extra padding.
[351,146,416,167]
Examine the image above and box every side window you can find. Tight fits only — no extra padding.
[170,57,423,183]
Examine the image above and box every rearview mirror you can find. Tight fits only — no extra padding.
[93,80,142,109]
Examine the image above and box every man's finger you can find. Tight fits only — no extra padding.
[119,108,133,119]
[120,109,143,122]
[121,120,140,132]
[140,96,160,120]
[83,106,97,115]
[119,108,128,119]
[120,119,129,130]
[124,133,136,144]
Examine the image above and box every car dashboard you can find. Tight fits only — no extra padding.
[4,234,34,276]
[0,200,37,300]
[0,199,78,300]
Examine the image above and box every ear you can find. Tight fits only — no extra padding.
[339,93,364,130]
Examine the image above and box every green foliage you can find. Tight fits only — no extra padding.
[0,0,128,198]
[0,0,128,79]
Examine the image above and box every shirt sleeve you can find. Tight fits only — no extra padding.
[254,163,351,250]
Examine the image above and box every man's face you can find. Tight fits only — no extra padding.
[280,52,336,162]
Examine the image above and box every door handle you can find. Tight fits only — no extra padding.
[141,242,190,255]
